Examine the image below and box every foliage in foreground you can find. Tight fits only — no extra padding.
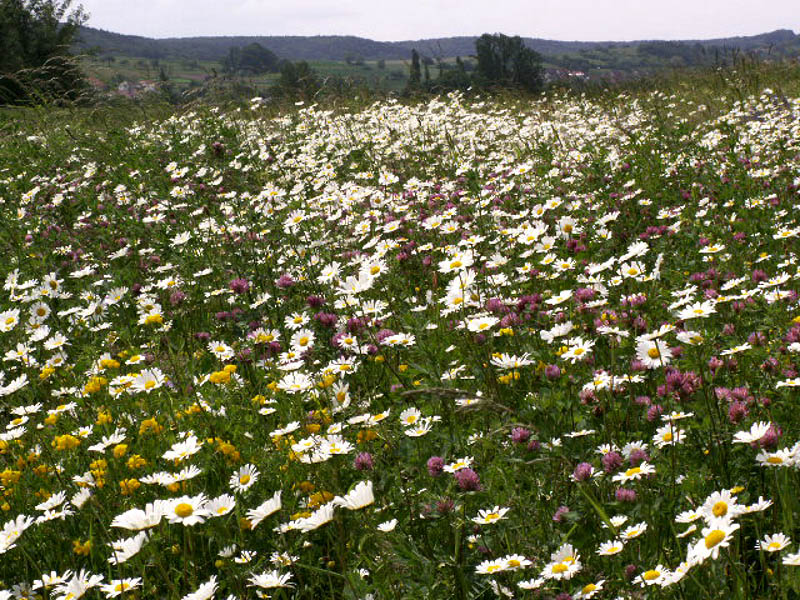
[0,69,800,600]
[0,0,88,105]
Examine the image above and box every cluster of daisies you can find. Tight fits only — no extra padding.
[0,82,799,600]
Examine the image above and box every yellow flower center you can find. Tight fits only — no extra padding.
[582,583,597,593]
[705,529,726,549]
[298,337,309,346]
[174,503,194,518]
[486,564,502,573]
[643,569,661,581]
[144,380,156,390]
[115,583,131,592]
[486,512,500,521]
[239,474,251,485]
[662,432,673,442]
[4,317,14,325]
[624,466,641,477]
[573,348,585,355]
[768,541,782,551]
[552,562,568,574]
[712,501,728,517]
[450,260,462,269]
[767,456,784,464]
[647,347,660,359]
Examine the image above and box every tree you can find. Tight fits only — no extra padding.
[0,0,89,104]
[274,60,320,100]
[474,33,544,92]
[408,49,421,88]
[221,43,280,75]
[431,56,472,93]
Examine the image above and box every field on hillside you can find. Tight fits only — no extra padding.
[1,66,800,599]
[79,54,412,96]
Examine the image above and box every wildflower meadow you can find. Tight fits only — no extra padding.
[1,67,800,599]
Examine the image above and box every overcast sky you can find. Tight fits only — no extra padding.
[78,0,798,42]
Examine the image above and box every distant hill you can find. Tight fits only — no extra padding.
[74,26,799,63]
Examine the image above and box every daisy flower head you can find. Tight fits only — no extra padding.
[206,494,236,517]
[732,421,771,444]
[476,558,508,575]
[621,521,648,540]
[208,341,234,361]
[612,462,656,483]
[230,464,259,493]
[597,540,625,556]
[443,456,473,473]
[503,554,532,570]
[756,448,794,467]
[248,570,294,589]
[689,517,740,563]
[100,578,142,598]
[676,330,704,345]
[574,579,605,599]
[246,491,282,529]
[700,489,744,522]
[742,496,774,514]
[129,368,166,394]
[636,565,671,587]
[377,519,398,532]
[783,552,800,566]
[653,423,685,449]
[560,337,595,363]
[334,480,374,510]
[165,494,209,526]
[110,503,164,531]
[755,533,791,553]
[162,434,203,462]
[290,328,315,351]
[398,407,421,426]
[518,578,545,590]
[108,531,149,565]
[635,338,673,369]
[676,509,703,523]
[180,576,217,600]
[466,315,499,333]
[677,301,716,320]
[541,558,581,580]
[472,506,510,525]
